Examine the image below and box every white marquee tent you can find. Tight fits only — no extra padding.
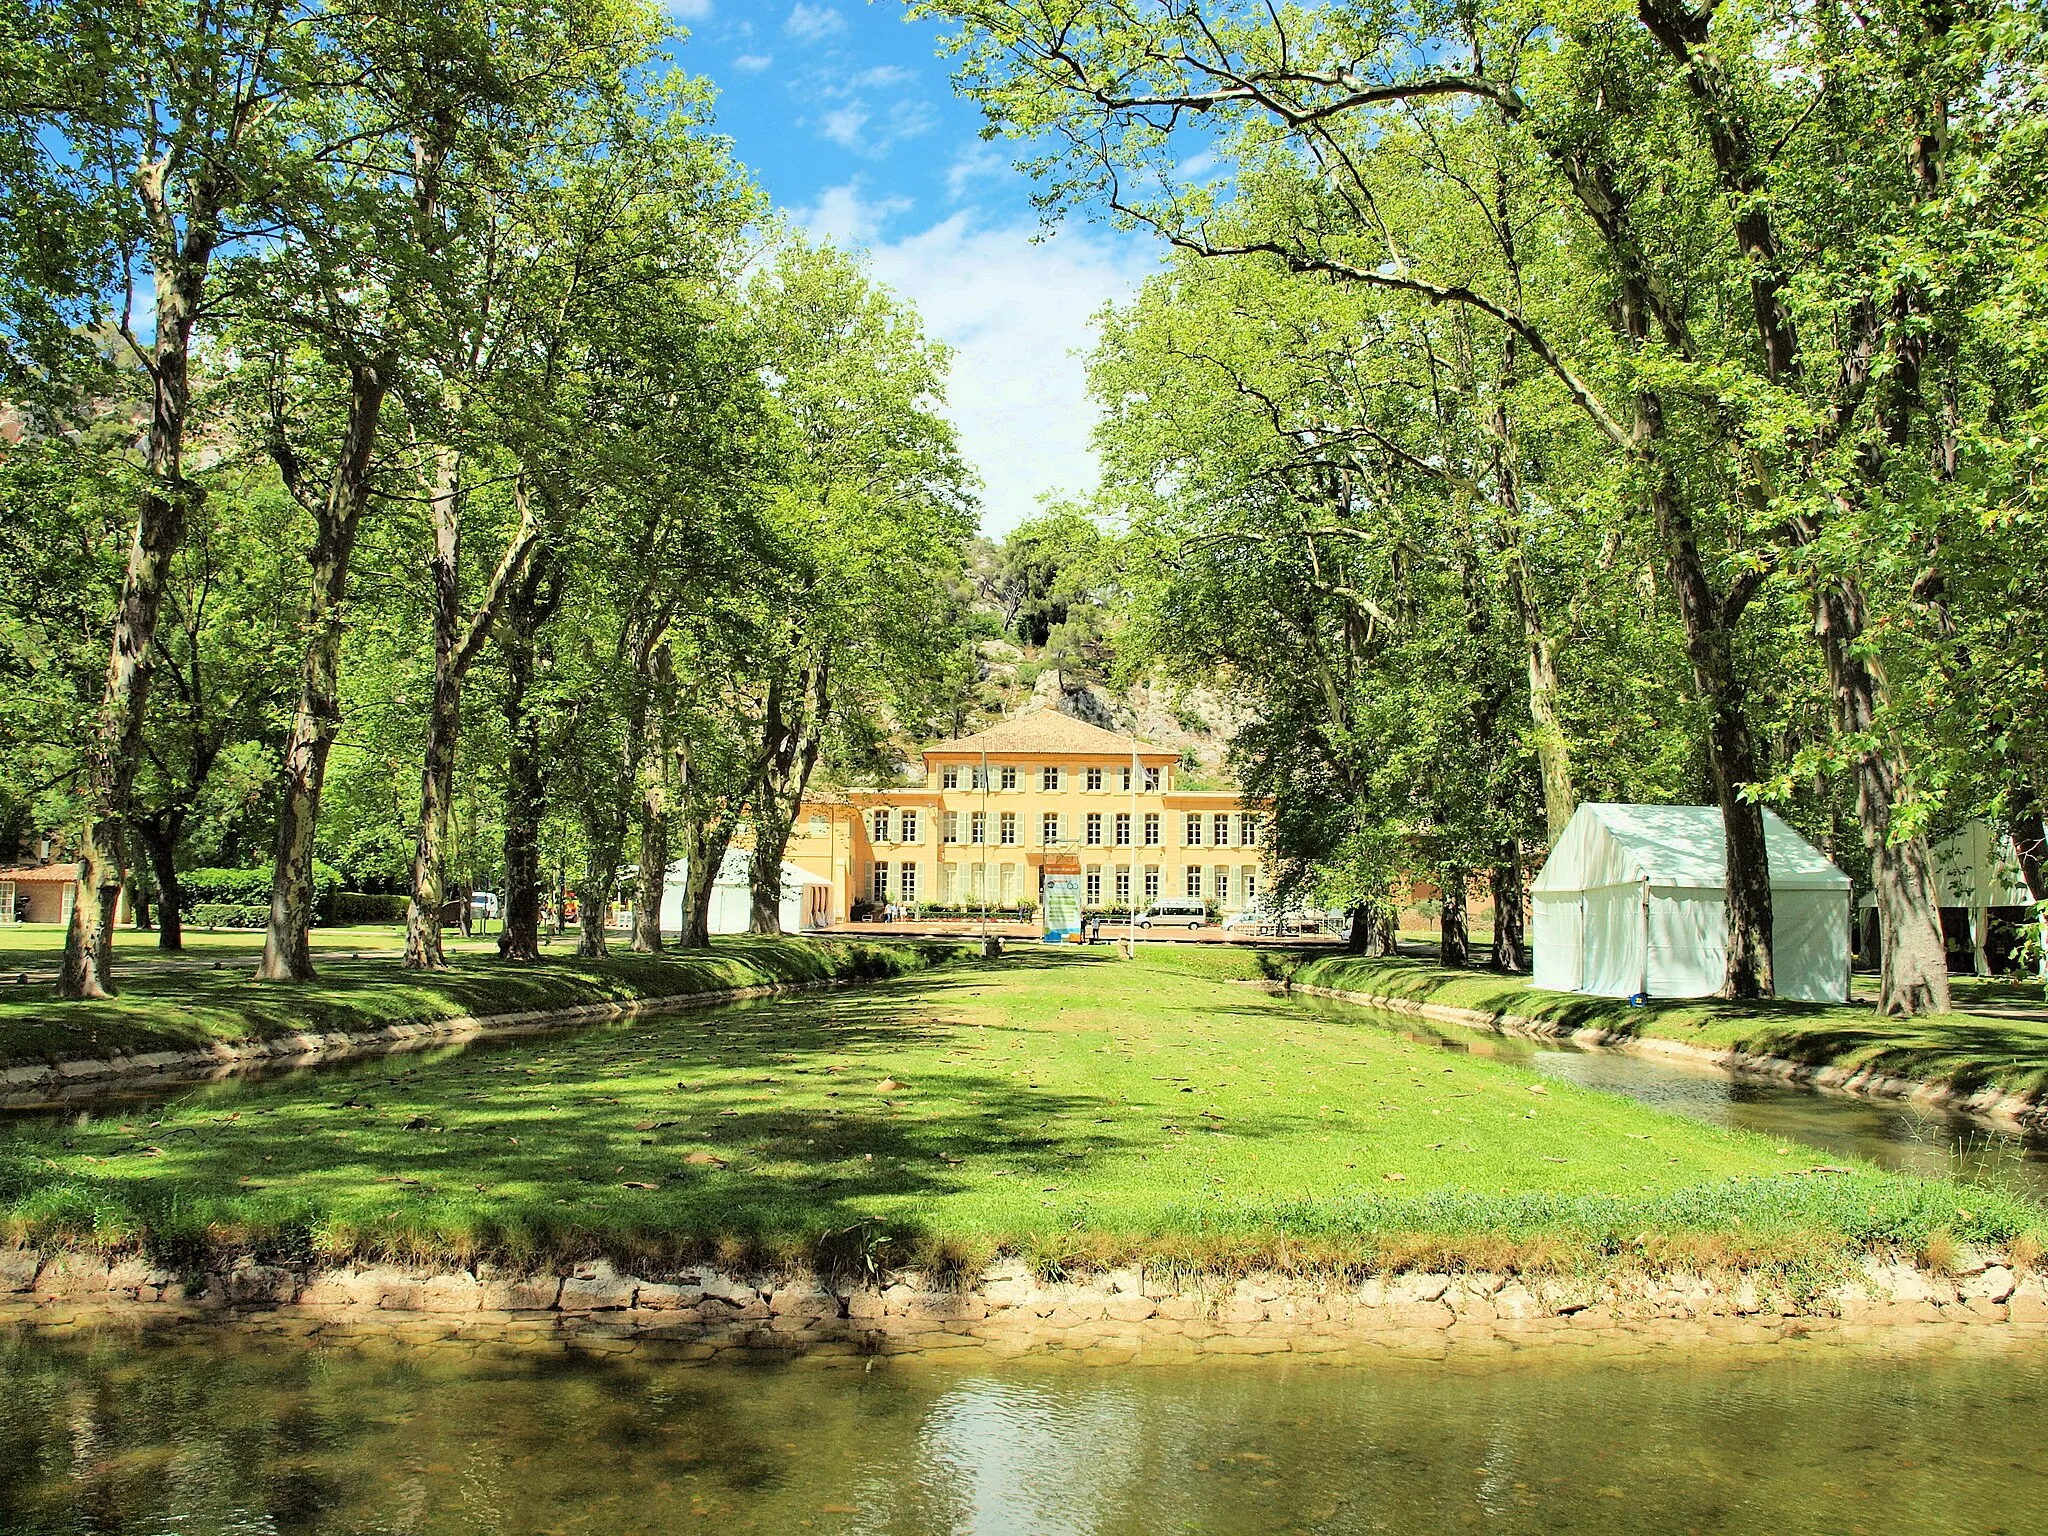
[1857,820,2042,976]
[658,849,832,936]
[1532,803,1852,1003]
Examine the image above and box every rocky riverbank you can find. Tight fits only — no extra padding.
[4,1247,2043,1363]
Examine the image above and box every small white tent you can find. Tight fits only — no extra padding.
[1532,803,1852,1003]
[658,849,833,936]
[1858,820,2041,977]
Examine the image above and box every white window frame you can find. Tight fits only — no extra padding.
[1184,813,1204,847]
[1213,865,1230,904]
[1239,813,1259,846]
[871,863,890,901]
[1086,766,1103,791]
[1143,813,1160,847]
[1040,812,1061,845]
[1041,765,1061,791]
[1185,866,1203,899]
[872,808,891,844]
[1000,764,1018,790]
[900,809,919,844]
[1115,867,1131,903]
[1114,813,1131,847]
[1144,867,1160,900]
[899,863,918,902]
[1143,767,1161,791]
[999,811,1016,846]
[941,766,959,789]
[1213,813,1231,847]
[1085,813,1102,846]
[970,811,987,845]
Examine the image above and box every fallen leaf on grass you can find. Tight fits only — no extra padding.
[1527,1084,1549,1096]
[621,1181,658,1190]
[1383,1172,1407,1182]
[682,1152,728,1168]
[876,1078,905,1093]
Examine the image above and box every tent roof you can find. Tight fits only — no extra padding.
[713,849,832,888]
[1533,803,1850,894]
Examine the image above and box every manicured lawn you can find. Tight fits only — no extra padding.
[0,922,506,976]
[0,936,970,1067]
[3,946,2036,1282]
[1287,953,2048,1105]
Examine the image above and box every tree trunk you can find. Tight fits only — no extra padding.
[1490,845,1527,973]
[1812,578,1951,1013]
[59,258,211,998]
[750,656,830,937]
[632,758,670,953]
[1346,902,1393,957]
[139,821,184,952]
[1439,873,1470,968]
[496,557,555,964]
[1514,572,1576,844]
[576,852,617,959]
[256,362,388,983]
[677,810,735,949]
[1629,355,1773,998]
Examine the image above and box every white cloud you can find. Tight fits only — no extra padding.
[784,3,846,42]
[796,180,914,247]
[947,142,1007,199]
[852,65,914,89]
[797,189,1157,533]
[666,0,713,18]
[820,103,870,151]
[733,52,773,72]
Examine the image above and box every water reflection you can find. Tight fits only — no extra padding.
[2,1329,2045,1534]
[1300,998,2048,1204]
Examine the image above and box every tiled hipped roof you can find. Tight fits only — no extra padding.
[925,711,1173,759]
[0,864,79,884]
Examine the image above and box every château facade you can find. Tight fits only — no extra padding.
[785,712,1263,922]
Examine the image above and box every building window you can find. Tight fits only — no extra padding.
[899,863,918,902]
[1085,868,1102,904]
[999,811,1016,845]
[1238,813,1258,846]
[1086,766,1103,791]
[1000,863,1018,904]
[942,812,958,844]
[1214,865,1230,904]
[971,765,989,790]
[900,809,919,844]
[1115,867,1131,903]
[970,811,987,845]
[872,809,891,844]
[1213,813,1231,847]
[1085,813,1103,846]
[1041,765,1060,791]
[969,863,986,901]
[1000,765,1017,790]
[1120,765,1132,791]
[808,814,827,836]
[1115,813,1131,847]
[1041,812,1061,844]
[1144,867,1160,899]
[1144,767,1161,792]
[1143,813,1160,847]
[872,863,889,901]
[1242,866,1258,904]
[1184,813,1203,847]
[1185,866,1203,899]
[941,766,959,790]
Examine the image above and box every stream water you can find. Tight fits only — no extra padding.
[1,1328,2044,1534]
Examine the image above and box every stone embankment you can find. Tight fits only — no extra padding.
[5,1247,2044,1362]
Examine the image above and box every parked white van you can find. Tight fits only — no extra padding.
[1136,898,1207,930]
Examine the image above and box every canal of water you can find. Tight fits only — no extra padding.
[1,1328,2043,1534]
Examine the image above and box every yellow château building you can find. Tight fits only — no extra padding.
[785,712,1264,923]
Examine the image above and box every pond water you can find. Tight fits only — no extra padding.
[1298,998,2048,1205]
[0,1329,2042,1534]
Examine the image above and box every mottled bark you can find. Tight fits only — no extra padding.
[1514,571,1576,844]
[1439,873,1471,969]
[1490,846,1527,973]
[256,361,388,982]
[404,465,537,971]
[750,655,830,935]
[575,833,618,960]
[496,556,558,963]
[676,810,735,949]
[60,228,213,998]
[630,647,675,954]
[1346,902,1392,957]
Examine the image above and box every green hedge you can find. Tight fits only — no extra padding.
[179,862,341,924]
[192,903,269,929]
[334,891,409,924]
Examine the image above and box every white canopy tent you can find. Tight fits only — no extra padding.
[658,849,833,936]
[1858,821,2042,977]
[1532,803,1852,1003]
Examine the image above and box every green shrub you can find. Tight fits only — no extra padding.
[192,903,269,929]
[181,862,342,924]
[334,891,409,924]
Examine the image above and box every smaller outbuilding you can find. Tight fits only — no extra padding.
[1858,820,2043,977]
[1532,803,1852,1003]
[657,849,833,937]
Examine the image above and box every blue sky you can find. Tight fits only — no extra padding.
[664,1,1158,534]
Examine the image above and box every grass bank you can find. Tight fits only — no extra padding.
[1283,951,2048,1108]
[0,935,973,1070]
[2,946,2039,1290]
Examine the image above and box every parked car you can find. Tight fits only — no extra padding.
[1136,898,1207,930]
[1222,904,1316,936]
